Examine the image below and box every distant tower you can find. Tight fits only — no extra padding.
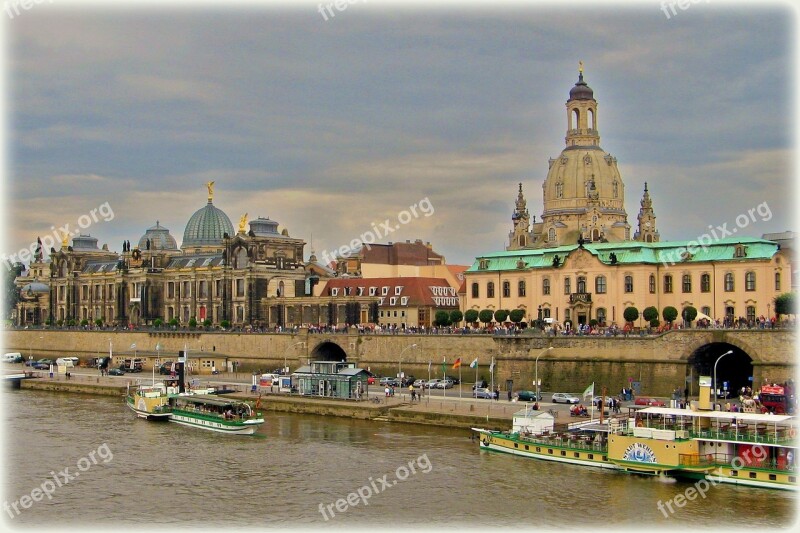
[634,182,660,242]
[507,183,531,250]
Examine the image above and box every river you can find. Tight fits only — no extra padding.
[2,390,796,528]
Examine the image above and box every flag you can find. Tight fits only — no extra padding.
[583,382,595,400]
[489,357,495,373]
[428,361,432,373]
[452,358,462,369]
[469,358,478,369]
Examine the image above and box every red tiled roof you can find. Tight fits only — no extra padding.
[324,277,459,308]
[360,241,444,266]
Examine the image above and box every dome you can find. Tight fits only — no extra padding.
[249,217,280,236]
[182,199,234,249]
[139,221,178,251]
[21,281,49,295]
[569,72,594,101]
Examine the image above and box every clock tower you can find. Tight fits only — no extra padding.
[634,182,659,242]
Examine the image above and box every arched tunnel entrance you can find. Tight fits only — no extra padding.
[687,342,753,398]
[310,341,348,362]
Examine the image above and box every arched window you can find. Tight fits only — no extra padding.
[548,228,556,242]
[624,275,633,293]
[542,278,551,295]
[663,275,673,293]
[775,272,781,291]
[556,182,563,198]
[277,281,285,297]
[596,307,606,324]
[595,276,606,294]
[518,280,526,297]
[577,276,586,293]
[588,108,595,130]
[724,273,734,292]
[234,248,248,269]
[564,277,571,295]
[645,234,653,243]
[471,283,479,298]
[746,306,756,322]
[701,273,711,293]
[745,271,756,291]
[572,108,580,130]
[487,282,495,298]
[612,181,618,198]
[682,274,691,293]
[502,281,510,298]
[519,235,526,247]
[591,228,600,241]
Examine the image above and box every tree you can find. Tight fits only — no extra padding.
[623,306,639,324]
[153,318,163,328]
[220,319,231,329]
[434,310,452,327]
[663,306,678,325]
[643,306,659,323]
[589,318,598,327]
[188,317,198,329]
[449,310,463,325]
[203,319,212,328]
[464,309,479,324]
[650,319,660,328]
[2,261,23,320]
[478,309,494,325]
[509,309,526,324]
[774,292,796,317]
[94,318,103,328]
[682,306,697,325]
[169,318,179,328]
[493,309,510,323]
[80,319,89,327]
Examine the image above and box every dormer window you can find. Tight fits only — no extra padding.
[369,287,377,296]
[479,259,489,270]
[395,286,403,295]
[681,251,693,261]
[734,245,747,258]
[381,287,389,296]
[516,259,526,269]
[389,297,397,306]
[331,288,339,296]
[401,297,408,305]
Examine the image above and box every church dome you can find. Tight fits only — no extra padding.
[139,221,178,251]
[569,72,594,101]
[182,200,234,249]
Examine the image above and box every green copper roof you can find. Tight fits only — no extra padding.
[466,237,780,273]
[182,201,234,249]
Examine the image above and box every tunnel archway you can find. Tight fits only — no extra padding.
[687,342,753,398]
[310,341,347,362]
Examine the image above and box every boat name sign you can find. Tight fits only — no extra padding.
[623,442,656,463]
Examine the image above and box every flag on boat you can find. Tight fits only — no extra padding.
[469,358,478,369]
[583,382,595,400]
[452,358,462,369]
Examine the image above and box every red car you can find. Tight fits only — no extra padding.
[634,397,666,407]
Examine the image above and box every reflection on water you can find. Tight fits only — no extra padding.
[2,390,796,527]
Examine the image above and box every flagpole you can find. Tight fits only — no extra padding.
[442,356,446,398]
[490,357,495,401]
[590,381,595,421]
[459,363,462,399]
[427,361,431,406]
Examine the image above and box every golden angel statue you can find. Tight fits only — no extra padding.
[206,181,215,201]
[238,213,248,233]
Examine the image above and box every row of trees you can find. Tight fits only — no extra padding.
[623,305,683,328]
[434,308,526,327]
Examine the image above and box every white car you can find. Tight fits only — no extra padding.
[56,357,79,367]
[552,393,580,404]
[425,379,442,389]
[436,379,454,389]
[413,379,427,388]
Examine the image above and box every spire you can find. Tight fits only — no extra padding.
[635,183,659,243]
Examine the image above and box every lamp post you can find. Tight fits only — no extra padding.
[713,349,734,403]
[535,346,553,402]
[398,343,418,383]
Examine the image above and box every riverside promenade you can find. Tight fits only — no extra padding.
[10,366,580,431]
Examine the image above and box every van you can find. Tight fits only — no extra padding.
[2,353,23,363]
[56,357,79,367]
[259,374,280,387]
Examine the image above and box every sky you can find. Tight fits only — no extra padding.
[2,0,798,268]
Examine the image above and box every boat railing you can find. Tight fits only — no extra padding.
[518,433,607,452]
[679,452,796,473]
[689,428,794,445]
[678,453,716,468]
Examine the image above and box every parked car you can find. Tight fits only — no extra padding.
[425,379,443,389]
[367,376,376,385]
[473,387,496,399]
[379,377,400,387]
[159,361,176,375]
[108,368,125,376]
[56,357,79,367]
[551,393,580,404]
[445,375,461,385]
[472,380,488,390]
[412,379,427,388]
[592,396,615,407]
[516,390,541,402]
[32,358,54,370]
[436,379,454,389]
[401,375,417,387]
[634,397,666,407]
[2,353,24,363]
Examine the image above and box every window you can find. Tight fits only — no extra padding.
[746,306,756,322]
[400,297,408,305]
[548,228,556,242]
[724,273,734,292]
[577,277,586,293]
[369,287,377,296]
[471,283,479,298]
[390,297,397,305]
[595,276,606,294]
[745,271,756,291]
[649,274,656,294]
[624,275,633,293]
[518,280,526,297]
[564,277,571,295]
[542,278,550,295]
[701,273,711,293]
[701,306,711,317]
[502,281,510,298]
[479,259,489,270]
[168,282,175,299]
[682,274,692,293]
[236,279,244,297]
[597,308,607,324]
[775,272,781,291]
[395,286,403,295]
[556,182,563,198]
[487,282,495,298]
[381,287,389,296]
[199,280,208,298]
[330,288,338,297]
[663,275,673,293]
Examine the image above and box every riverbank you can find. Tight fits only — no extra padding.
[12,372,538,431]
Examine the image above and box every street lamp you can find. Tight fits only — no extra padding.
[399,344,418,381]
[535,346,553,402]
[713,349,734,403]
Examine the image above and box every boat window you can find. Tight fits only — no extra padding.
[749,472,757,479]
[588,454,594,460]
[769,475,777,481]
[561,451,566,456]
[731,471,738,477]
[574,453,580,458]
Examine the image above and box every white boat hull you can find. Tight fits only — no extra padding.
[169,412,264,435]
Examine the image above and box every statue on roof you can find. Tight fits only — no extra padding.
[238,213,248,234]
[61,230,69,248]
[206,181,215,202]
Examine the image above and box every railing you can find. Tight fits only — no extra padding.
[569,292,592,304]
[679,453,716,468]
[516,433,607,453]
